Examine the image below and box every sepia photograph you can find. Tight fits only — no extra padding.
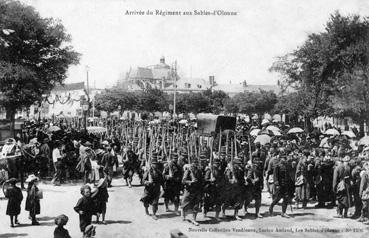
[1,0,369,237]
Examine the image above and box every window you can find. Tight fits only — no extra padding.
[185,83,191,88]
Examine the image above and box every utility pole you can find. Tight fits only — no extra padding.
[84,65,90,130]
[92,80,96,118]
[173,61,177,116]
[86,65,90,97]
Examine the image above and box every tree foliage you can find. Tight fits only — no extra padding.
[0,0,80,119]
[94,88,230,114]
[270,11,369,130]
[226,90,278,115]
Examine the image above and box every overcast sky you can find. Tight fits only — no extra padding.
[21,0,369,88]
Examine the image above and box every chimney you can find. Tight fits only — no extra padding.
[160,56,165,64]
[209,76,215,87]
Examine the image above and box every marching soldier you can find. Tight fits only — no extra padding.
[332,156,352,218]
[222,157,245,220]
[203,158,225,221]
[351,159,362,219]
[269,152,294,218]
[244,159,264,218]
[295,154,309,209]
[122,145,137,187]
[266,148,280,199]
[101,142,118,187]
[140,154,163,220]
[162,153,182,215]
[181,156,203,226]
[359,161,369,224]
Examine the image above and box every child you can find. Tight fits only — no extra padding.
[25,174,41,225]
[92,178,109,224]
[74,185,95,236]
[5,178,23,227]
[54,214,71,238]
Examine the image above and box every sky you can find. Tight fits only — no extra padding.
[21,0,369,88]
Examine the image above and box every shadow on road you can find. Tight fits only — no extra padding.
[291,212,314,217]
[16,220,55,228]
[0,233,28,238]
[39,188,65,193]
[37,216,57,221]
[103,220,132,225]
[198,218,221,225]
[158,213,179,219]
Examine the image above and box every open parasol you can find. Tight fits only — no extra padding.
[266,125,280,132]
[341,131,356,138]
[250,129,261,136]
[86,126,107,135]
[359,136,369,146]
[47,125,61,132]
[287,127,304,134]
[254,134,271,145]
[325,128,340,136]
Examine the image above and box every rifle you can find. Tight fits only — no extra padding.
[234,132,238,158]
[218,127,222,157]
[210,137,214,181]
[226,130,229,162]
[248,134,253,164]
[186,133,191,164]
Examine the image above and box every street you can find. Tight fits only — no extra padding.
[1,176,369,238]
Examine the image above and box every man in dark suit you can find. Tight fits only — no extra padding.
[269,152,294,218]
[332,156,352,218]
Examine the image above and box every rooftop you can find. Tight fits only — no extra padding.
[53,82,85,91]
[213,83,281,95]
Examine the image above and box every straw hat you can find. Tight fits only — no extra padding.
[26,174,39,183]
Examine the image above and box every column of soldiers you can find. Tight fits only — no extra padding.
[6,118,369,227]
[117,122,369,226]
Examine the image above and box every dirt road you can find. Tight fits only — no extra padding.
[0,176,368,238]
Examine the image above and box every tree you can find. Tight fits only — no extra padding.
[270,12,369,132]
[223,98,239,114]
[0,0,80,134]
[231,89,278,115]
[137,88,169,112]
[176,92,212,114]
[273,92,305,126]
[94,89,125,113]
[202,89,229,114]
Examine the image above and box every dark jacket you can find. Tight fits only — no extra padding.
[25,183,40,215]
[274,160,293,189]
[6,185,23,216]
[54,226,71,238]
[332,164,351,193]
